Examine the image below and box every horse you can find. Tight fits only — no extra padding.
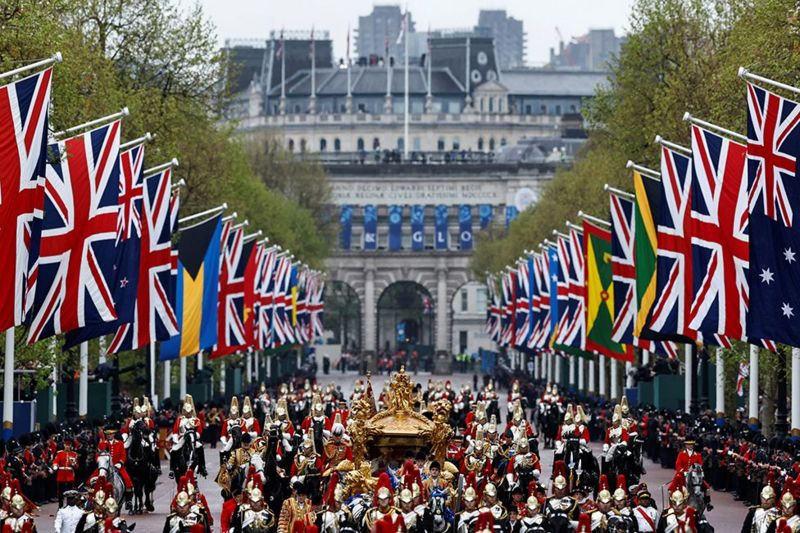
[537,402,561,449]
[125,420,158,514]
[603,442,639,490]
[262,424,289,518]
[96,451,126,505]
[344,493,372,526]
[170,426,200,484]
[561,437,599,494]
[686,463,712,517]
[430,488,454,533]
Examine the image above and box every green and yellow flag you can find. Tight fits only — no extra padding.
[633,170,659,336]
[583,220,633,362]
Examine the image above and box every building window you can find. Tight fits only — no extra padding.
[413,137,421,150]
[460,289,468,312]
[357,137,365,151]
[437,137,445,151]
[479,97,484,112]
[287,139,294,152]
[477,137,484,151]
[570,104,577,112]
[334,138,341,152]
[452,137,460,150]
[358,103,366,113]
[489,138,495,151]
[373,137,380,149]
[300,138,307,152]
[488,97,494,113]
[459,331,468,353]
[500,138,507,147]
[476,287,487,310]
[320,138,327,152]
[397,137,404,151]
[555,105,562,115]
[340,104,346,113]
[525,105,532,114]
[294,104,301,113]
[540,105,547,114]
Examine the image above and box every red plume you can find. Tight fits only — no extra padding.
[325,471,339,507]
[576,513,592,533]
[686,507,697,531]
[668,472,685,494]
[598,474,609,492]
[616,474,627,492]
[552,460,567,480]
[373,471,393,506]
[767,470,776,489]
[476,510,495,531]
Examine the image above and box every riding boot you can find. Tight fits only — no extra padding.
[125,489,133,512]
[145,491,154,512]
[196,446,208,477]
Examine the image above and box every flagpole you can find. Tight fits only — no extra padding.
[603,184,635,200]
[310,27,316,114]
[143,158,179,177]
[178,203,227,226]
[715,346,725,419]
[79,342,88,417]
[163,360,171,403]
[346,25,352,114]
[403,10,409,161]
[654,135,691,155]
[626,160,660,179]
[0,52,62,81]
[120,132,153,151]
[53,107,129,140]
[280,30,286,115]
[179,357,187,399]
[577,210,611,228]
[748,344,759,429]
[2,329,14,440]
[684,344,692,415]
[792,347,800,437]
[738,67,800,96]
[149,342,156,399]
[682,112,747,143]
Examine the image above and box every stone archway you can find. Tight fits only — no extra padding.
[376,281,435,354]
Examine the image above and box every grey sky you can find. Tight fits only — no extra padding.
[196,0,636,66]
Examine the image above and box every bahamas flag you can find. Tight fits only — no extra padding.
[160,214,223,360]
[583,220,633,362]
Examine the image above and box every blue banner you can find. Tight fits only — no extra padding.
[411,205,425,251]
[388,205,403,251]
[459,204,473,250]
[363,205,377,250]
[339,205,352,250]
[435,204,449,250]
[547,245,559,344]
[479,204,493,229]
[506,205,519,227]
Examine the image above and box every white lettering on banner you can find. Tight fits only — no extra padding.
[412,231,423,242]
[331,181,522,205]
[461,231,472,241]
[364,234,376,243]
[436,231,446,244]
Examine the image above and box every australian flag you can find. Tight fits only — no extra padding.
[746,83,800,347]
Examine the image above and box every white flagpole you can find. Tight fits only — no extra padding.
[53,107,129,140]
[119,132,153,151]
[149,342,156,398]
[179,357,187,399]
[3,329,14,439]
[163,360,171,402]
[143,158,179,178]
[79,342,88,417]
[738,67,800,96]
[403,10,409,160]
[178,203,227,226]
[0,52,62,81]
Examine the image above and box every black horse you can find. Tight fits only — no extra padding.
[262,424,289,518]
[126,419,158,513]
[537,402,561,449]
[560,437,599,493]
[170,426,200,484]
[602,442,639,490]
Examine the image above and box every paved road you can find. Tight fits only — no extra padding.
[36,370,747,530]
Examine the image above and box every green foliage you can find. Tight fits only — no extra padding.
[0,0,329,390]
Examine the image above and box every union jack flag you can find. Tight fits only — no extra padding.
[212,224,256,358]
[293,268,310,344]
[500,270,516,347]
[649,145,695,340]
[256,246,278,350]
[308,274,325,340]
[27,122,121,343]
[108,167,178,353]
[64,143,145,349]
[529,252,551,350]
[513,259,531,349]
[688,125,750,343]
[272,255,295,347]
[560,227,585,350]
[552,236,572,347]
[486,275,502,342]
[0,68,51,330]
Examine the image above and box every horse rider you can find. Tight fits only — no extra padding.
[91,425,133,510]
[163,489,211,533]
[742,480,779,533]
[506,434,541,492]
[767,480,800,533]
[171,394,207,477]
[544,461,578,522]
[220,396,243,459]
[657,489,697,533]
[675,435,703,474]
[479,482,509,533]
[555,404,576,456]
[518,495,547,533]
[322,413,352,472]
[240,397,261,442]
[234,478,276,533]
[604,405,630,462]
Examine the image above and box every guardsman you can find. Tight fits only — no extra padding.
[656,489,696,533]
[277,482,315,533]
[506,434,541,493]
[455,487,481,533]
[322,413,352,472]
[220,396,243,457]
[766,481,799,533]
[171,394,207,477]
[554,404,575,455]
[612,475,636,532]
[632,485,659,533]
[163,490,210,533]
[241,397,261,442]
[480,482,508,533]
[604,405,629,462]
[75,488,108,533]
[101,497,131,533]
[573,406,590,444]
[518,495,547,533]
[1,494,36,533]
[742,481,779,533]
[363,473,404,531]
[235,481,276,533]
[52,436,78,507]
